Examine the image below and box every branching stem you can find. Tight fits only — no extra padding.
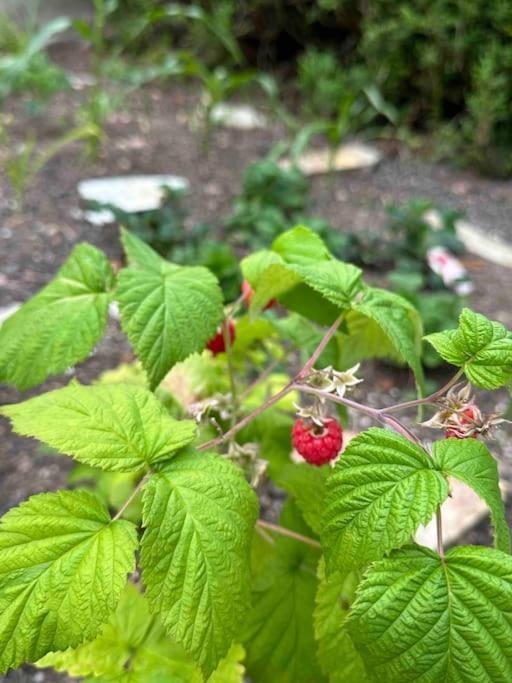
[257,520,321,549]
[112,474,149,521]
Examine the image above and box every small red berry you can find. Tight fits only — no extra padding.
[445,406,479,439]
[292,418,343,466]
[207,320,236,355]
[241,279,276,310]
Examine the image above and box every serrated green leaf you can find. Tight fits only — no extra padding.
[433,438,510,552]
[292,260,363,310]
[38,583,245,683]
[426,308,512,389]
[349,544,512,682]
[323,428,448,571]
[0,489,137,673]
[274,462,328,535]
[120,227,164,272]
[314,558,368,682]
[337,308,403,368]
[352,287,424,393]
[1,383,196,472]
[117,261,224,389]
[240,249,284,285]
[141,450,258,677]
[243,501,325,683]
[0,243,113,391]
[272,226,331,265]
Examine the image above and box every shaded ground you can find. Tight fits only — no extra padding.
[1,40,512,682]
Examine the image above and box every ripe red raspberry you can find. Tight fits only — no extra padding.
[241,279,276,310]
[292,418,343,466]
[206,320,236,355]
[445,406,479,439]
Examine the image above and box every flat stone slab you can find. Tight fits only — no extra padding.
[77,174,190,224]
[425,209,512,269]
[279,142,382,176]
[210,104,268,130]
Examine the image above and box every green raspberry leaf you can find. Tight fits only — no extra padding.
[349,544,512,682]
[323,428,448,571]
[1,383,196,472]
[141,450,258,677]
[243,501,325,683]
[272,225,332,265]
[120,227,164,272]
[0,243,114,391]
[117,261,224,389]
[274,462,328,535]
[352,286,424,394]
[433,438,510,552]
[314,558,369,682]
[0,489,137,673]
[426,308,512,389]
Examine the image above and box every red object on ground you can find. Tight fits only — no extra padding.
[292,418,343,466]
[206,320,236,355]
[241,279,277,309]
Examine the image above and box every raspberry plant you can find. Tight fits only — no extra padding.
[1,225,512,682]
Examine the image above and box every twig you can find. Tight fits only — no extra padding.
[255,523,276,545]
[296,314,343,379]
[112,475,149,521]
[198,315,344,452]
[223,318,238,427]
[436,507,445,558]
[239,358,280,401]
[384,369,464,413]
[257,519,321,549]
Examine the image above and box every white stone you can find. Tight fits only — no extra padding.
[0,302,20,326]
[416,478,510,551]
[77,175,190,224]
[425,209,512,269]
[279,142,382,176]
[209,103,268,130]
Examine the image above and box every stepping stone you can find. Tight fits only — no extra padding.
[279,142,382,175]
[425,209,512,269]
[0,303,20,326]
[77,175,190,225]
[210,103,268,130]
[416,478,510,551]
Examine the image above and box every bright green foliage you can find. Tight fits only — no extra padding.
[323,428,448,571]
[141,450,258,677]
[121,227,164,272]
[1,382,196,472]
[274,462,328,535]
[241,227,423,388]
[0,243,114,390]
[426,308,512,389]
[117,242,224,389]
[243,502,324,683]
[352,287,424,392]
[433,438,510,552]
[0,489,137,673]
[349,544,512,683]
[314,558,368,682]
[37,584,246,682]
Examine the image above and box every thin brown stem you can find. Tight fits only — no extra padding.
[384,369,464,414]
[257,519,321,549]
[436,506,445,558]
[255,523,276,545]
[198,383,294,451]
[239,358,280,401]
[296,314,343,380]
[112,474,149,521]
[198,315,343,451]
[223,319,238,427]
